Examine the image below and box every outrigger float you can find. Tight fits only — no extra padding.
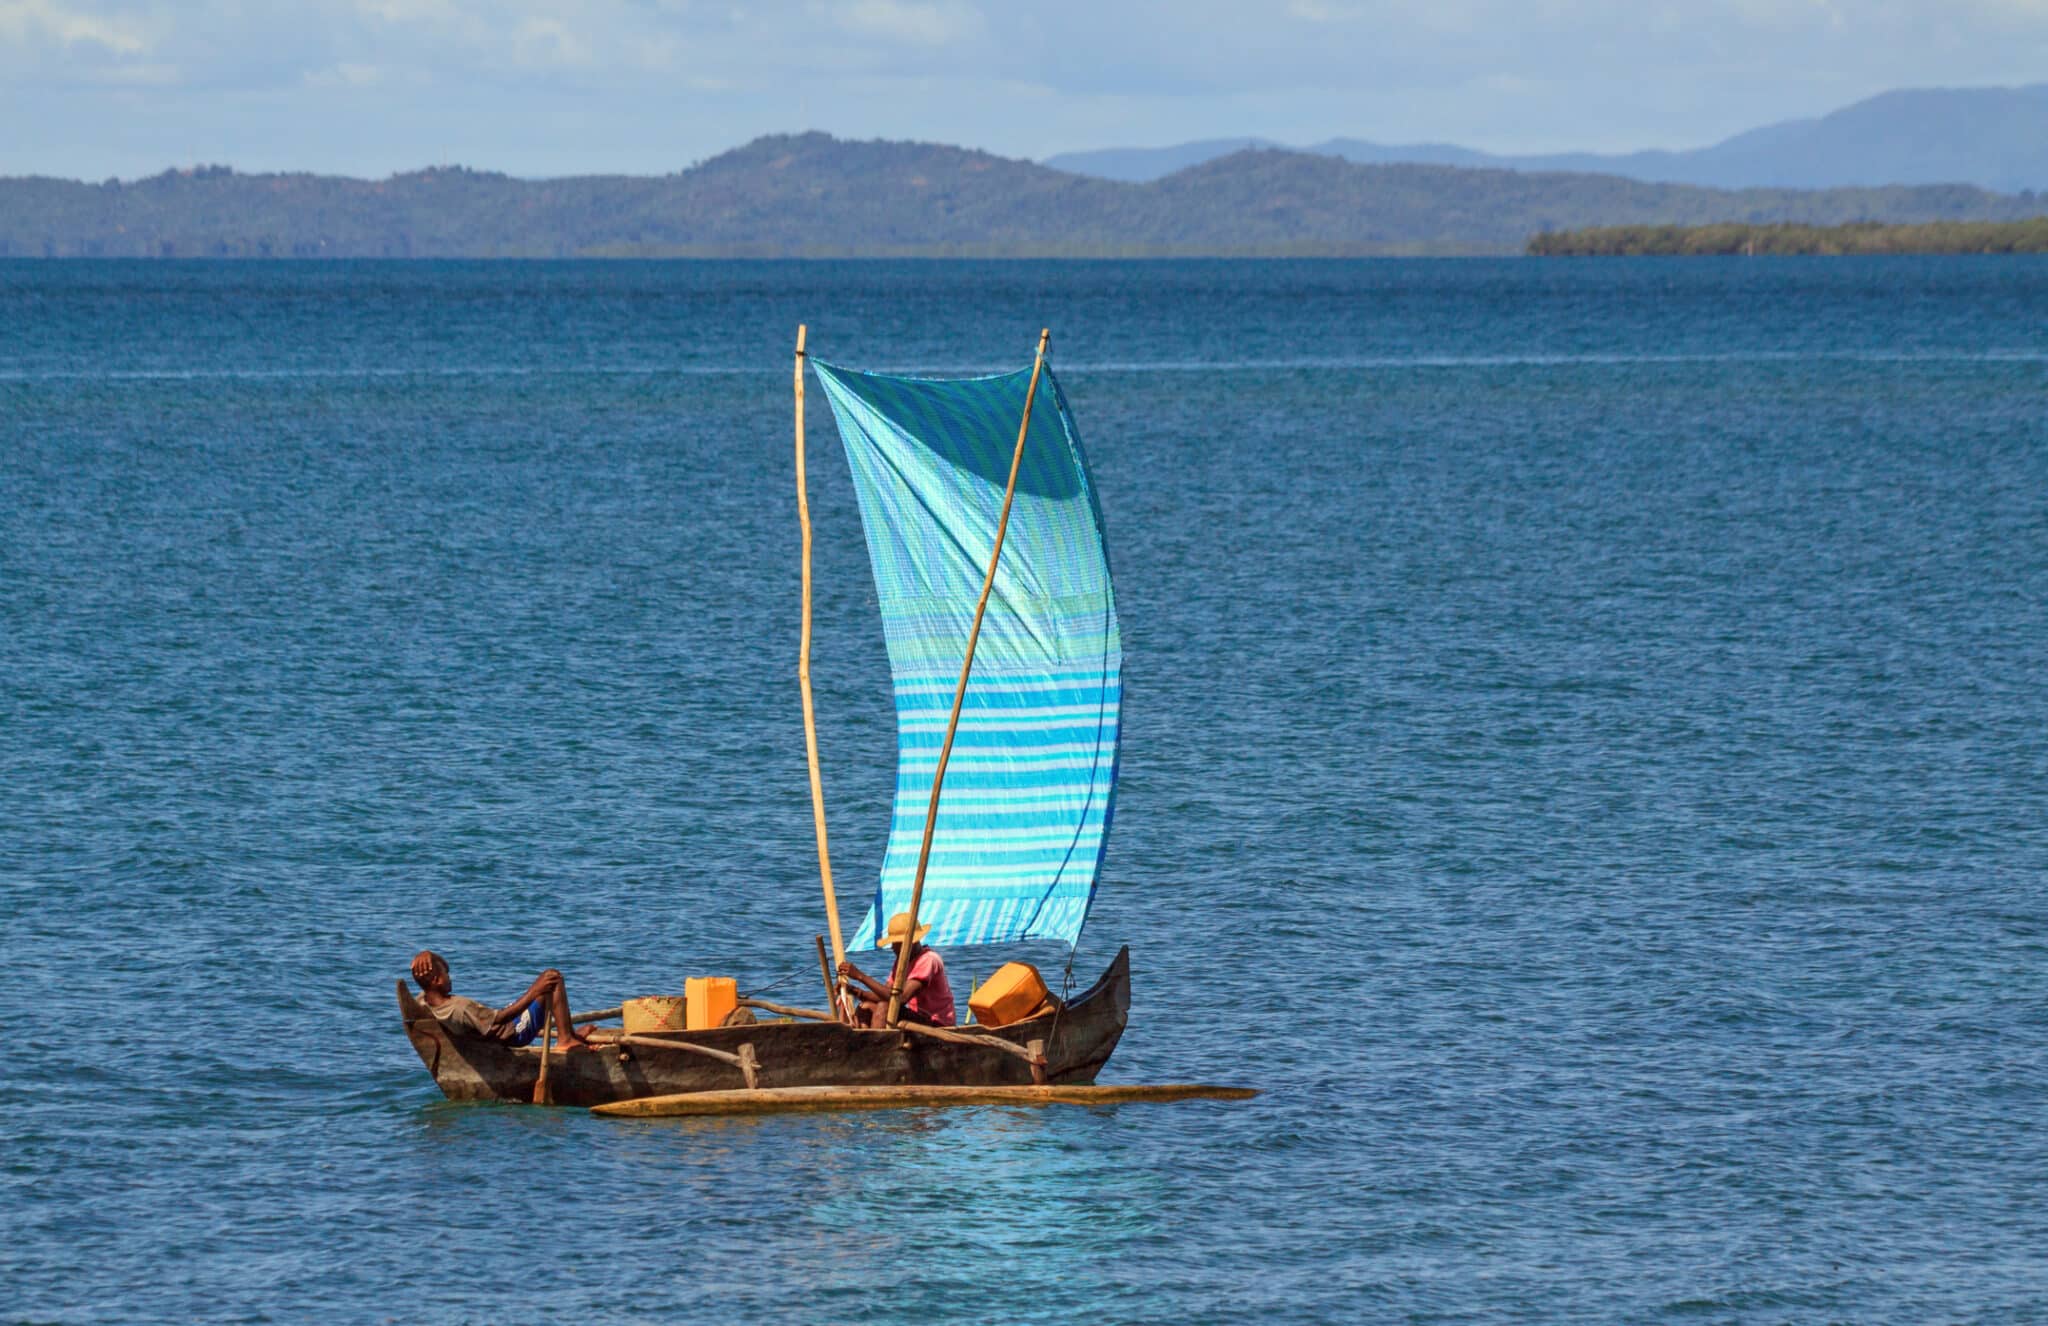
[399,327,1253,1116]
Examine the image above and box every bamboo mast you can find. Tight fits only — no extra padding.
[886,328,1051,1027]
[795,324,848,1017]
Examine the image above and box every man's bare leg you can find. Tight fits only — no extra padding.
[504,968,596,1050]
[545,970,597,1050]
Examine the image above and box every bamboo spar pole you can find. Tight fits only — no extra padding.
[886,328,1052,1027]
[795,325,849,1014]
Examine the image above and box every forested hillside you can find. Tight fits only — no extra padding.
[4,133,2037,258]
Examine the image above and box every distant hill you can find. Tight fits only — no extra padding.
[1046,84,2048,193]
[1037,137,1280,182]
[1046,137,1496,180]
[2,133,2039,259]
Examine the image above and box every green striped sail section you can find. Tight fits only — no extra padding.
[812,359,1121,952]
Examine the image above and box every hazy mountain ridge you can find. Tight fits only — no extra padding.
[1047,84,2048,192]
[2,132,2037,258]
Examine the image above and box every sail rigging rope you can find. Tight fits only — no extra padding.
[1039,942,1081,1066]
[741,965,814,999]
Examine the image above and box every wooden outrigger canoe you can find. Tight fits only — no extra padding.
[399,946,1131,1109]
[393,331,1244,1117]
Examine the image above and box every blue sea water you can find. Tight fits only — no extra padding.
[3,257,2047,1323]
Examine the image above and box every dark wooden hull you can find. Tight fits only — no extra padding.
[397,947,1131,1108]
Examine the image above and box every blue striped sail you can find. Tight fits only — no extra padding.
[812,359,1121,952]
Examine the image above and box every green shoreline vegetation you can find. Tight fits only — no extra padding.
[1529,218,2048,256]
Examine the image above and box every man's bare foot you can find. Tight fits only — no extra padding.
[554,1033,597,1053]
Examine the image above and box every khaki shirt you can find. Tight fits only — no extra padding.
[428,995,511,1041]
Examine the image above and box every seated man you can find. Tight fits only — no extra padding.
[409,950,596,1051]
[837,911,956,1028]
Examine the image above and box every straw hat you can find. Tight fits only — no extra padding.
[877,911,932,948]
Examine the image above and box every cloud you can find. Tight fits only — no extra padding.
[833,0,981,46]
[0,0,148,52]
[509,16,591,67]
[5,0,2048,178]
[1968,0,2048,21]
[351,0,461,22]
[302,61,384,87]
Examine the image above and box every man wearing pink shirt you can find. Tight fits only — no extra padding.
[838,910,956,1028]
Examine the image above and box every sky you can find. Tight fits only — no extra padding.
[2,0,2046,180]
